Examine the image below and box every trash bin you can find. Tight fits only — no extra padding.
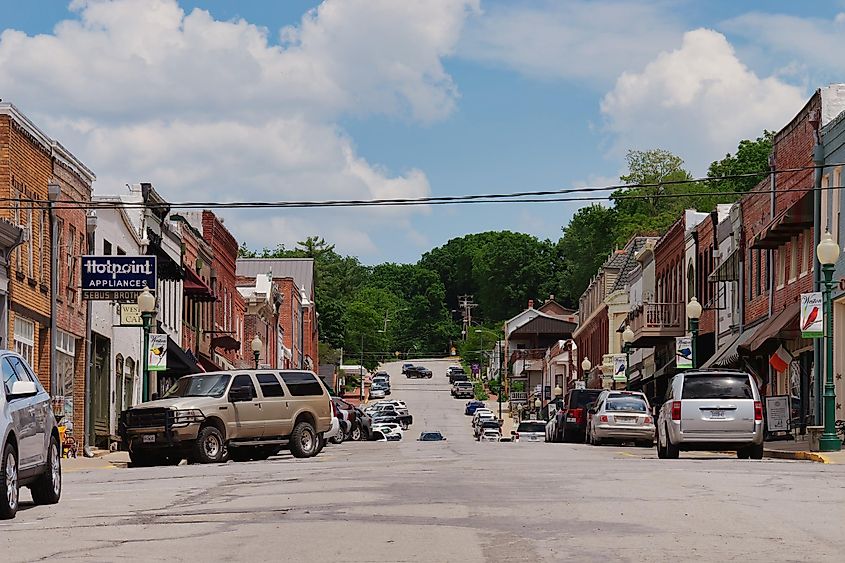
[807,426,824,452]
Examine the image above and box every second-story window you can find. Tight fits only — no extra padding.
[67,225,77,301]
[789,237,798,283]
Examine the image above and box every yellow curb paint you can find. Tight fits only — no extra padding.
[763,449,831,464]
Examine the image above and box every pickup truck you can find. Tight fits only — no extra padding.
[451,381,474,399]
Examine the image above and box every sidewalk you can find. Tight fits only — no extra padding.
[62,450,130,472]
[485,392,515,436]
[764,435,845,464]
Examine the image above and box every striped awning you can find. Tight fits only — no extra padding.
[709,246,741,282]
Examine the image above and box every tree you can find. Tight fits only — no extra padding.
[707,131,773,193]
[553,204,618,306]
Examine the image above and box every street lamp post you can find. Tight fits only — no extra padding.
[581,357,591,385]
[817,232,842,452]
[622,324,634,390]
[686,297,703,369]
[534,397,542,421]
[251,334,262,369]
[137,285,156,402]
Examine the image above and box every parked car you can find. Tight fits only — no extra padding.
[1,351,63,519]
[479,428,502,442]
[452,381,474,399]
[372,375,391,395]
[401,364,415,375]
[370,384,387,399]
[418,368,433,379]
[366,403,413,428]
[332,397,358,440]
[446,366,465,378]
[465,400,486,415]
[657,370,764,459]
[372,429,401,442]
[405,366,427,379]
[475,420,502,440]
[448,371,469,385]
[119,370,332,465]
[418,432,446,441]
[551,389,603,442]
[353,407,372,441]
[372,422,403,438]
[513,421,546,442]
[328,401,345,445]
[586,391,654,447]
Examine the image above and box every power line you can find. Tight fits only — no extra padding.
[5,161,845,211]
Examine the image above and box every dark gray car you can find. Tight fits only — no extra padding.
[1,351,62,519]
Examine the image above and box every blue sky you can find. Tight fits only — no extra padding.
[1,1,844,263]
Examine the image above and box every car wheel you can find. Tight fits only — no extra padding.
[352,425,363,441]
[30,435,62,505]
[748,443,764,460]
[290,421,318,458]
[331,429,345,445]
[314,434,326,456]
[664,425,679,459]
[191,426,226,464]
[656,426,667,459]
[0,442,18,519]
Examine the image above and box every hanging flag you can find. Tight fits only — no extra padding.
[147,334,168,371]
[800,292,823,338]
[613,355,627,382]
[769,345,792,373]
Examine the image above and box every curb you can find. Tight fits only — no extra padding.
[763,449,831,463]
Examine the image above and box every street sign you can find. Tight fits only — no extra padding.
[765,395,790,433]
[800,292,823,338]
[119,303,143,326]
[676,336,692,369]
[147,334,168,371]
[82,255,156,300]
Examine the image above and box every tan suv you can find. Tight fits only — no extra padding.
[119,370,332,466]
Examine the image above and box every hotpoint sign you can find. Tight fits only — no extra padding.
[82,256,157,300]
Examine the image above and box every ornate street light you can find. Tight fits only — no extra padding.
[137,285,157,402]
[251,334,262,369]
[534,397,542,420]
[581,357,591,383]
[686,297,702,368]
[817,231,841,452]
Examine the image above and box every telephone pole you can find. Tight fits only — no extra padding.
[457,295,478,340]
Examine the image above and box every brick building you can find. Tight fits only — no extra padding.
[202,211,242,369]
[1,104,55,390]
[51,141,95,435]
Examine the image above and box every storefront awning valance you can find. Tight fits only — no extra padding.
[709,246,741,282]
[739,301,800,354]
[183,267,215,302]
[750,192,813,250]
[197,353,222,373]
[147,230,184,281]
[165,336,202,377]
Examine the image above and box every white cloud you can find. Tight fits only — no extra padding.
[600,28,805,173]
[458,0,683,85]
[0,0,478,257]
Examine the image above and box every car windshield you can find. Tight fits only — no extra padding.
[569,391,602,409]
[606,397,648,412]
[163,374,231,398]
[682,375,754,399]
[420,432,444,441]
[517,422,546,433]
[481,421,499,428]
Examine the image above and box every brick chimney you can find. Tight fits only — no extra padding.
[528,299,534,309]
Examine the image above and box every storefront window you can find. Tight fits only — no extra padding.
[55,330,76,425]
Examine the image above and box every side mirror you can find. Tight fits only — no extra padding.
[8,380,37,400]
[229,386,252,403]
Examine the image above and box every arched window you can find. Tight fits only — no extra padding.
[687,260,695,303]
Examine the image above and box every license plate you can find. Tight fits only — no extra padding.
[616,417,635,424]
[566,417,576,422]
[142,434,156,443]
[710,410,725,419]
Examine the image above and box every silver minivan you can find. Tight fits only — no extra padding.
[656,369,764,459]
[1,351,62,518]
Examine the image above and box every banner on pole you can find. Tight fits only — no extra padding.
[676,336,693,369]
[800,292,823,338]
[147,334,168,371]
[612,355,627,382]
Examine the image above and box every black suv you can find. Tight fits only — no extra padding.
[553,388,603,442]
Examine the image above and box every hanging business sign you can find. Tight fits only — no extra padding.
[612,355,628,382]
[800,292,824,338]
[676,336,693,369]
[81,255,156,300]
[147,334,168,371]
[118,303,143,326]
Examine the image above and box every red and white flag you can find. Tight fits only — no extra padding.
[769,345,792,373]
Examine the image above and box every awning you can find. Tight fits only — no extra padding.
[147,230,184,281]
[197,353,222,372]
[739,301,800,354]
[751,192,812,250]
[709,246,741,282]
[183,268,215,302]
[164,336,202,376]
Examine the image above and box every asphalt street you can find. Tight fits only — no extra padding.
[3,359,845,562]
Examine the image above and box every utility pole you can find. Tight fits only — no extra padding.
[457,295,478,341]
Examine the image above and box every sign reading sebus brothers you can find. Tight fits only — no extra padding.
[81,256,157,300]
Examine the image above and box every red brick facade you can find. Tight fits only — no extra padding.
[277,277,303,368]
[202,211,242,367]
[695,213,718,335]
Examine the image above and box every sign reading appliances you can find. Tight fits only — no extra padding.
[81,256,157,293]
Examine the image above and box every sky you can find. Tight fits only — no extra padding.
[1,0,844,264]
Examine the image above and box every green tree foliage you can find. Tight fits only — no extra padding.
[707,131,774,193]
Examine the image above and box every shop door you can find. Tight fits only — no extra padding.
[92,335,111,446]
